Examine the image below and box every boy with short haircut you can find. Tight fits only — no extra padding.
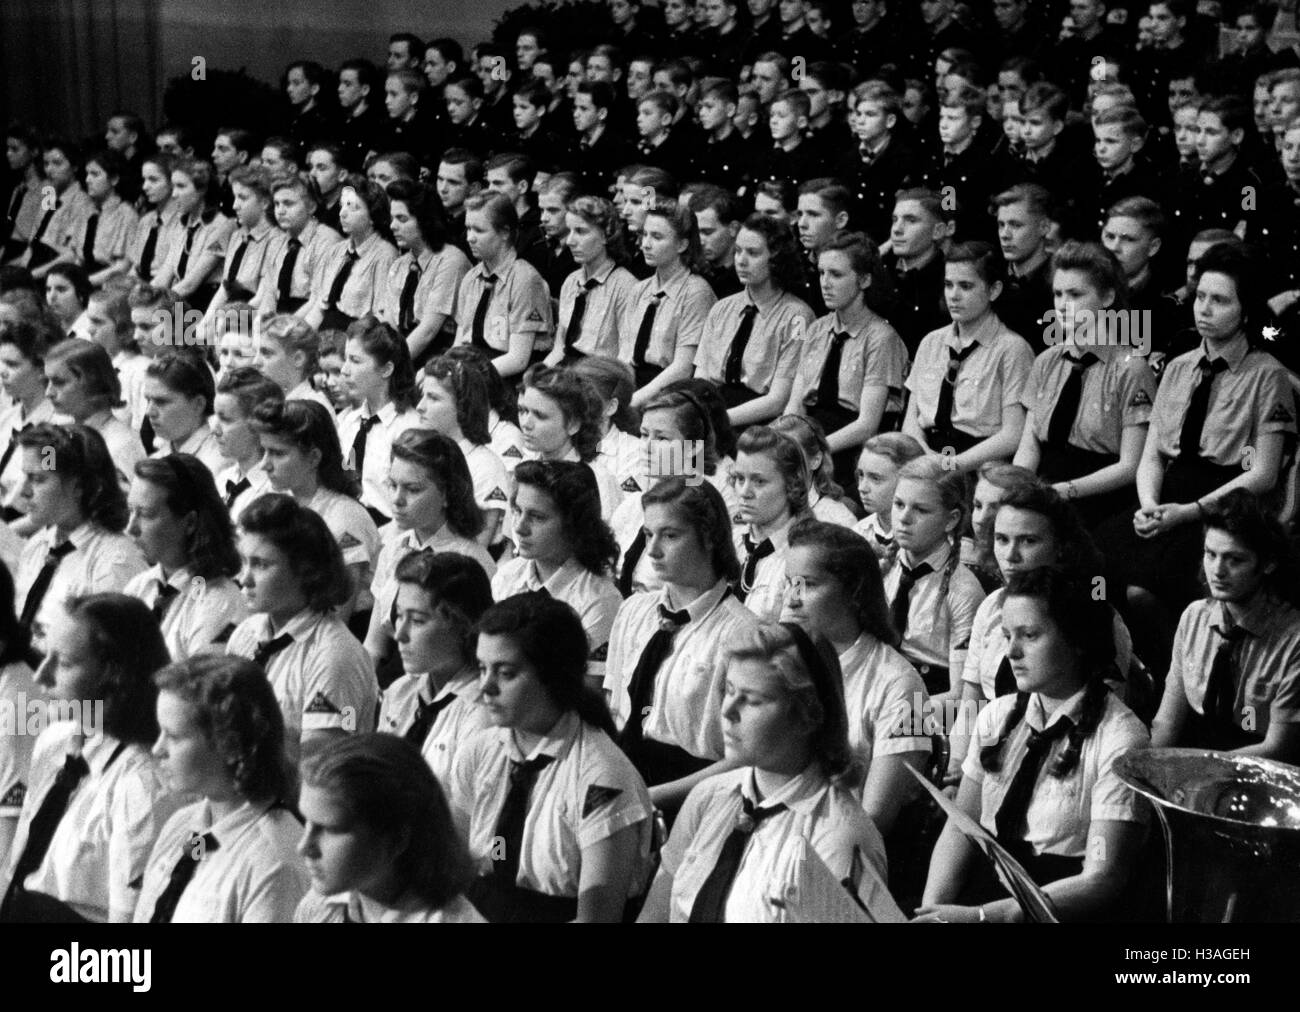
[753,89,817,192]
[886,188,953,356]
[485,153,546,268]
[511,81,571,172]
[732,91,764,152]
[690,78,748,191]
[435,149,484,257]
[212,127,257,218]
[1171,95,1264,245]
[1131,0,1198,128]
[571,81,634,197]
[335,58,384,173]
[993,183,1055,341]
[305,143,348,234]
[836,82,919,246]
[378,68,432,170]
[1088,105,1160,237]
[799,62,852,167]
[1015,83,1080,221]
[475,43,517,137]
[922,84,1005,243]
[1101,195,1184,367]
[634,90,692,180]
[688,185,743,298]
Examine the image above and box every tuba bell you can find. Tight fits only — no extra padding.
[1116,748,1300,922]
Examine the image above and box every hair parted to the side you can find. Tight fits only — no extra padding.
[133,454,242,580]
[390,428,485,539]
[511,459,619,575]
[640,477,740,584]
[520,364,604,463]
[300,733,475,911]
[735,424,811,519]
[394,549,493,667]
[18,422,129,531]
[787,518,899,647]
[251,398,360,498]
[237,492,352,611]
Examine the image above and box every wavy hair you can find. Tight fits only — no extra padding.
[251,398,359,497]
[640,477,740,583]
[237,493,352,612]
[520,364,603,462]
[787,518,898,646]
[390,428,485,539]
[737,212,805,293]
[641,386,719,477]
[46,338,120,410]
[569,355,638,436]
[345,315,419,412]
[511,459,619,575]
[133,454,242,580]
[735,425,811,518]
[424,355,491,446]
[394,550,494,666]
[18,423,128,530]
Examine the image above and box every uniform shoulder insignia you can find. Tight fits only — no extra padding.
[213,623,237,644]
[305,691,342,715]
[525,309,544,322]
[129,875,144,890]
[583,784,623,818]
[589,642,609,662]
[1128,389,1152,408]
[1267,402,1295,424]
[620,476,642,492]
[503,445,523,459]
[486,486,508,502]
[0,781,26,808]
[338,532,362,549]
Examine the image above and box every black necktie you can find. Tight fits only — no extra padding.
[19,539,77,630]
[993,655,1016,698]
[568,277,600,350]
[148,832,219,923]
[6,183,25,225]
[688,796,788,922]
[81,213,100,267]
[276,237,302,304]
[2,753,90,912]
[724,304,759,387]
[175,218,202,279]
[617,528,647,598]
[0,421,32,475]
[993,713,1076,844]
[398,259,421,334]
[404,692,456,747]
[1045,353,1099,448]
[619,603,691,748]
[815,330,851,410]
[737,535,775,603]
[889,561,933,640]
[153,581,181,623]
[471,274,499,349]
[140,415,156,455]
[934,342,980,431]
[632,291,666,366]
[490,754,555,886]
[351,413,380,479]
[1204,624,1249,731]
[223,235,249,287]
[31,205,56,246]
[224,475,251,509]
[1178,357,1229,459]
[326,248,360,311]
[139,219,161,279]
[252,632,294,670]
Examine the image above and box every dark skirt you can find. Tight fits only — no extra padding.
[1038,441,1137,531]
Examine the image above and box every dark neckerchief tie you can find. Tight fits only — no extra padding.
[1,752,90,914]
[724,303,759,387]
[351,413,381,479]
[0,421,32,475]
[19,539,77,630]
[81,212,100,267]
[617,528,647,598]
[1204,623,1250,731]
[568,277,600,349]
[889,560,933,640]
[140,415,156,455]
[175,217,202,279]
[994,654,1016,697]
[632,290,667,367]
[688,796,788,923]
[404,691,457,747]
[815,330,851,410]
[252,631,294,670]
[398,258,422,334]
[490,754,556,886]
[6,183,25,225]
[618,602,692,748]
[326,248,360,312]
[471,274,499,349]
[1178,356,1229,459]
[223,234,249,287]
[153,580,181,623]
[276,237,302,304]
[224,475,251,509]
[31,203,57,246]
[1045,352,1099,448]
[934,340,980,432]
[993,710,1076,845]
[737,534,775,603]
[139,218,161,279]
[148,831,219,924]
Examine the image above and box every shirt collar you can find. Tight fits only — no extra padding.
[902,539,950,573]
[525,557,585,594]
[349,231,381,258]
[243,221,274,242]
[738,762,829,816]
[195,797,279,848]
[81,731,126,774]
[475,249,517,280]
[1215,592,1280,638]
[173,424,214,456]
[260,606,323,640]
[949,311,1000,348]
[1200,333,1250,372]
[1026,685,1089,733]
[581,259,619,286]
[500,709,579,762]
[659,576,731,620]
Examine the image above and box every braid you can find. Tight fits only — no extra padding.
[933,530,962,635]
[1050,676,1109,778]
[979,690,1030,774]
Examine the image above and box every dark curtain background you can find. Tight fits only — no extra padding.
[1,0,162,144]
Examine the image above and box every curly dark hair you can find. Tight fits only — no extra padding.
[146,349,216,416]
[19,423,128,531]
[345,314,419,412]
[154,654,293,803]
[641,477,740,584]
[787,517,898,647]
[511,459,619,575]
[385,178,448,252]
[425,355,491,446]
[520,364,603,462]
[345,178,393,242]
[390,428,485,539]
[394,550,494,666]
[737,212,805,293]
[133,455,242,580]
[251,399,359,498]
[237,493,352,612]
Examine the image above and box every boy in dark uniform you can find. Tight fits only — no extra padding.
[886,187,952,356]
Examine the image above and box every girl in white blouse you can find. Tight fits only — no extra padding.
[135,655,308,922]
[296,733,483,923]
[916,566,1149,922]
